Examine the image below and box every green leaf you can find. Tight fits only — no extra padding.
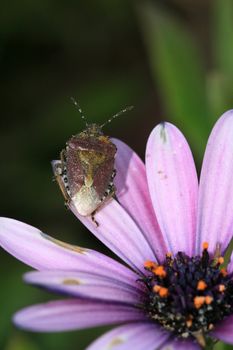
[138,2,211,159]
[214,340,233,350]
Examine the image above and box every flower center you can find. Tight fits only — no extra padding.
[140,243,233,347]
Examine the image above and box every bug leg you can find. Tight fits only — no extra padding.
[112,169,116,179]
[113,193,118,201]
[52,151,71,205]
[89,186,116,227]
[60,149,67,166]
[89,180,116,227]
[91,211,99,227]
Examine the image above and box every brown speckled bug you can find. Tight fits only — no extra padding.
[52,99,133,225]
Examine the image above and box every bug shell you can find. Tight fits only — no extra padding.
[63,124,117,216]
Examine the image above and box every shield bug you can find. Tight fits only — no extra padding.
[52,99,133,225]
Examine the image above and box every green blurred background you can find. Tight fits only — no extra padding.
[1,0,233,349]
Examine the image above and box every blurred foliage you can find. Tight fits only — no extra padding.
[139,2,211,158]
[209,0,233,117]
[139,0,233,164]
[1,0,233,349]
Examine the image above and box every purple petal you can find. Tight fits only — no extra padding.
[24,270,146,304]
[161,339,200,350]
[0,217,139,286]
[196,110,233,254]
[146,122,198,256]
[112,138,167,262]
[86,322,169,350]
[212,315,233,344]
[227,251,233,273]
[71,200,155,273]
[13,299,147,332]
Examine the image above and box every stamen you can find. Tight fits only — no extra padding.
[144,260,157,270]
[208,324,214,331]
[218,284,226,292]
[158,287,169,298]
[194,296,205,309]
[205,296,213,305]
[197,280,207,291]
[142,246,233,342]
[220,268,228,277]
[153,284,169,297]
[186,319,193,328]
[202,242,209,250]
[153,285,161,293]
[153,265,167,278]
[217,257,224,265]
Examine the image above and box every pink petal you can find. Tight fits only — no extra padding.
[13,299,147,332]
[0,217,139,286]
[86,322,169,350]
[196,110,233,254]
[71,200,155,273]
[212,315,233,345]
[113,138,167,261]
[24,270,145,304]
[146,122,198,256]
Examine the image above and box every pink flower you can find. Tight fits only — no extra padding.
[1,111,233,349]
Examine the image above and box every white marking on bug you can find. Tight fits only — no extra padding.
[72,186,101,216]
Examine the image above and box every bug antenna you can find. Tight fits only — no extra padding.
[101,105,134,128]
[70,97,88,126]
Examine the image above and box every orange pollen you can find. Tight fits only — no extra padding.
[217,257,224,265]
[159,287,169,298]
[194,296,205,309]
[202,242,209,250]
[197,280,207,291]
[153,285,161,293]
[220,268,228,277]
[144,260,157,270]
[186,319,193,328]
[153,265,167,278]
[205,296,213,305]
[219,284,226,292]
[166,252,172,258]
